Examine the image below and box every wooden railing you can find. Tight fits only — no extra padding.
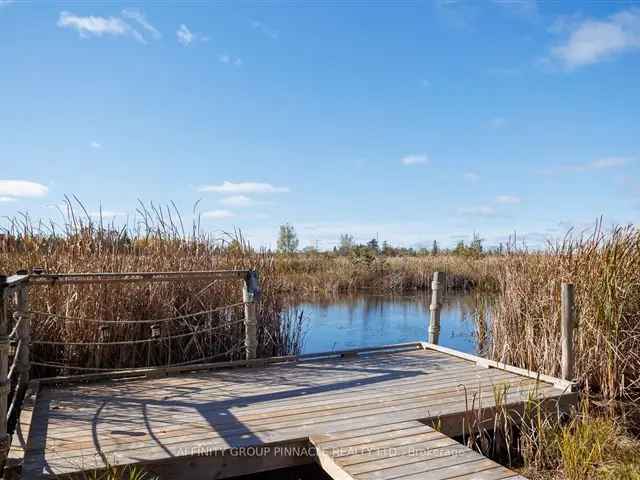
[0,269,261,468]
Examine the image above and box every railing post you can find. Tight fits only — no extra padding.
[561,282,575,381]
[0,276,10,464]
[428,271,444,345]
[243,270,260,360]
[16,285,30,388]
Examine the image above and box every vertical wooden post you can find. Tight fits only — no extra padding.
[16,285,30,388]
[428,271,444,345]
[561,282,575,381]
[94,325,108,369]
[243,270,260,360]
[0,276,10,462]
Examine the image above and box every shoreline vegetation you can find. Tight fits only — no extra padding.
[1,204,639,478]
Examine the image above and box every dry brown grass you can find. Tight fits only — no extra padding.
[491,222,640,409]
[0,201,302,375]
[274,252,500,295]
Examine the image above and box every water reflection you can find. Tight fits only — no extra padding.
[294,292,489,355]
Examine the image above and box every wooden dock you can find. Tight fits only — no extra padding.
[10,342,577,480]
[312,420,526,480]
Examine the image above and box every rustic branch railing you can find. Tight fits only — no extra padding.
[0,268,261,470]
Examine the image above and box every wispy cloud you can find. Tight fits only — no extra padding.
[401,154,429,166]
[121,9,161,39]
[0,180,48,198]
[546,8,640,69]
[198,181,289,194]
[457,206,497,217]
[90,141,101,149]
[0,0,14,7]
[176,24,208,46]
[590,157,629,169]
[219,53,243,66]
[464,172,480,183]
[57,10,159,44]
[496,195,521,204]
[202,209,234,219]
[58,12,131,39]
[220,195,256,207]
[0,196,16,203]
[542,156,632,175]
[251,20,278,39]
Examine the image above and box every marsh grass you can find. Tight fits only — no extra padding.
[0,199,500,374]
[275,253,500,295]
[457,385,640,479]
[491,221,640,413]
[0,199,302,374]
[3,202,640,477]
[84,465,157,480]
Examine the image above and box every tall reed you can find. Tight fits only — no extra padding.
[0,199,301,375]
[275,253,500,295]
[491,222,640,409]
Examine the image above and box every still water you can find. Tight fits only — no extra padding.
[296,292,488,355]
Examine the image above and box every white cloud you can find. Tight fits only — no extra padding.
[176,24,207,46]
[220,195,255,207]
[589,157,629,169]
[198,181,289,194]
[57,10,159,44]
[176,24,194,46]
[121,9,161,39]
[541,156,632,174]
[0,180,48,198]
[496,195,521,204]
[0,197,16,203]
[219,53,243,66]
[457,206,497,217]
[401,154,429,166]
[90,141,102,149]
[58,12,130,38]
[250,20,278,39]
[464,172,480,183]
[202,209,234,219]
[548,8,640,69]
[0,0,14,7]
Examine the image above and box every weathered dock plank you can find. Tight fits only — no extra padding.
[311,420,526,480]
[12,344,575,479]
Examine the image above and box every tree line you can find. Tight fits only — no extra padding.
[276,224,505,258]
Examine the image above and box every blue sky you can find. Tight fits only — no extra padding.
[1,1,639,249]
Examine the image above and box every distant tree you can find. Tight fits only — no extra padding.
[338,234,355,255]
[453,240,466,256]
[302,245,318,254]
[452,233,484,258]
[277,223,299,253]
[367,238,379,253]
[432,240,439,256]
[470,232,483,256]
